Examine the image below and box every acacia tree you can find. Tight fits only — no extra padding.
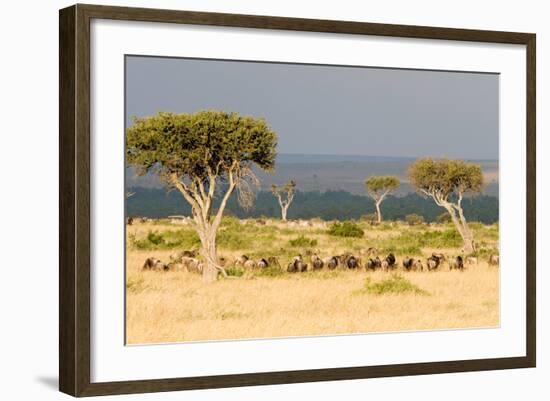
[126,111,277,282]
[364,176,400,223]
[408,158,483,253]
[271,180,296,221]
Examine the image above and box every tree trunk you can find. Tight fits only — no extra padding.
[461,230,475,254]
[375,201,382,224]
[444,205,475,254]
[199,227,220,283]
[281,205,288,221]
[457,210,475,253]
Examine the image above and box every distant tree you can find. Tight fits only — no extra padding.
[126,111,277,282]
[409,158,483,253]
[271,180,296,221]
[364,176,400,223]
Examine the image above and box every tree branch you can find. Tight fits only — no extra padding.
[170,174,199,211]
[211,162,238,230]
[379,188,391,203]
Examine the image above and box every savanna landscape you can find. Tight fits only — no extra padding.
[126,216,499,344]
[124,56,500,344]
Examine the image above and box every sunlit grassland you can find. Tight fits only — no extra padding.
[125,218,499,344]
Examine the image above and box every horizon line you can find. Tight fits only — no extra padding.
[276,152,498,162]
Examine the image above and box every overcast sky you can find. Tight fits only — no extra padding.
[126,55,499,160]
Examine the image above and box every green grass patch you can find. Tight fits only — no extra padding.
[217,229,247,250]
[255,266,285,278]
[327,221,364,238]
[126,276,147,294]
[225,266,245,277]
[289,235,318,247]
[374,228,462,255]
[131,229,201,250]
[357,274,428,296]
[420,229,462,248]
[381,243,422,255]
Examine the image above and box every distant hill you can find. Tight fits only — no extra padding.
[126,153,499,197]
[127,187,499,224]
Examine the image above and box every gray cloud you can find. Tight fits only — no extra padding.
[126,56,498,160]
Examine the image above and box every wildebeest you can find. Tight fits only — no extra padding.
[347,255,359,269]
[181,257,203,273]
[383,253,397,270]
[244,259,258,269]
[311,254,324,270]
[427,253,445,271]
[127,217,134,226]
[171,249,198,262]
[234,255,249,267]
[287,255,308,273]
[257,258,269,269]
[488,254,500,266]
[142,257,168,271]
[413,259,424,271]
[450,255,464,270]
[465,256,478,266]
[402,257,414,271]
[339,253,359,269]
[366,256,382,270]
[324,256,338,270]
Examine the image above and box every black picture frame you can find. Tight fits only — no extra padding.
[59,3,536,397]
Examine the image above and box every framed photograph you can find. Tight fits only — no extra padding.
[59,4,536,397]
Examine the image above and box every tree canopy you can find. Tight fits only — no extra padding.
[365,176,400,195]
[271,180,296,196]
[126,110,278,185]
[408,158,483,202]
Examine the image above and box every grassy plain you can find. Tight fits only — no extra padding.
[125,218,499,344]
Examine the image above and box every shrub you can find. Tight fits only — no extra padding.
[358,275,428,296]
[225,266,245,277]
[147,231,165,245]
[289,235,318,247]
[405,213,425,226]
[327,221,364,238]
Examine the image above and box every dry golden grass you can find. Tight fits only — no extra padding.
[126,218,499,344]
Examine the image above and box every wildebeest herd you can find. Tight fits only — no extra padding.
[141,248,499,274]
